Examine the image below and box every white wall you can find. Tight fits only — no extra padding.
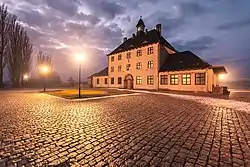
[92,76,108,88]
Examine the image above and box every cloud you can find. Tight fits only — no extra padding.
[217,19,250,30]
[179,1,209,16]
[142,2,209,38]
[81,0,125,19]
[172,36,216,52]
[143,11,184,38]
[45,0,80,16]
[76,13,101,25]
[16,9,55,28]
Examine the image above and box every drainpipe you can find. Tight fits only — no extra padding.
[108,56,110,88]
[206,69,209,93]
[156,43,160,91]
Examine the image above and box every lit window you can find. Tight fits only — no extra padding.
[126,64,131,71]
[118,54,122,60]
[137,50,142,57]
[148,61,153,68]
[118,77,122,84]
[97,78,100,84]
[195,73,205,85]
[136,76,142,85]
[170,75,179,85]
[111,66,114,72]
[105,78,108,84]
[111,78,114,84]
[126,52,131,59]
[147,76,154,85]
[111,56,114,62]
[136,62,142,70]
[147,47,153,54]
[182,74,191,85]
[118,65,122,72]
[160,75,168,85]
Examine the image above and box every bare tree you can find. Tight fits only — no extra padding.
[20,31,32,86]
[0,4,11,87]
[7,16,23,87]
[0,4,33,88]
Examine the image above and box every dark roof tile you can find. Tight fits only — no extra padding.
[160,51,212,72]
[88,67,108,78]
[107,29,177,56]
[212,66,227,74]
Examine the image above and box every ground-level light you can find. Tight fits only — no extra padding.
[23,74,29,80]
[219,74,226,80]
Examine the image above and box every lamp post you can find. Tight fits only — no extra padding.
[76,55,83,98]
[78,63,81,98]
[41,65,49,92]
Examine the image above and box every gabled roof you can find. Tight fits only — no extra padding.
[87,67,108,78]
[107,29,177,56]
[160,51,212,72]
[212,66,227,74]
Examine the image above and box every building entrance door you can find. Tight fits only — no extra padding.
[124,74,133,89]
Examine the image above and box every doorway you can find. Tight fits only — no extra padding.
[124,74,133,89]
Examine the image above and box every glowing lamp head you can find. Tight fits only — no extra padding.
[23,74,29,80]
[41,65,49,74]
[75,54,84,62]
[219,74,226,80]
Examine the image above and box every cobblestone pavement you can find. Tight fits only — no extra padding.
[0,91,250,167]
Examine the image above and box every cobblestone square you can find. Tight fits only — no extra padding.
[0,91,250,166]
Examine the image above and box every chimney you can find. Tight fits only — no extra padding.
[132,33,135,38]
[156,24,162,35]
[123,37,127,42]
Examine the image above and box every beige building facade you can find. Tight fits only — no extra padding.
[88,18,227,93]
[159,69,216,92]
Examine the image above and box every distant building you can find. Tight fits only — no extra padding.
[88,18,227,93]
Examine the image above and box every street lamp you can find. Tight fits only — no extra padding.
[219,74,226,81]
[23,74,29,80]
[40,65,49,92]
[23,74,29,85]
[76,54,83,98]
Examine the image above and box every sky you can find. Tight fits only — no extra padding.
[1,0,250,81]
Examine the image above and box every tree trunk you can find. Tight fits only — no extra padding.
[0,61,3,87]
